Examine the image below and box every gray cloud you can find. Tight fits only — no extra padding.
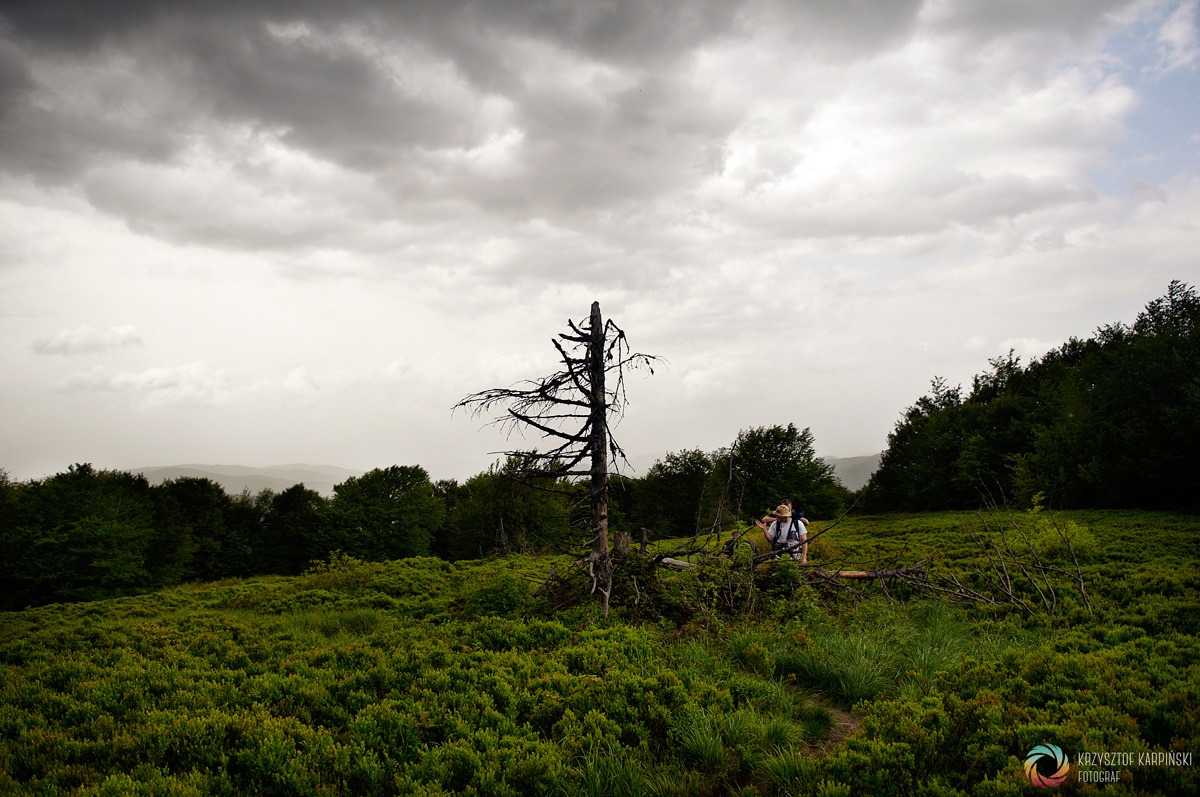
[0,38,33,114]
[928,0,1135,40]
[32,325,143,355]
[0,0,743,166]
[56,361,322,410]
[0,0,931,216]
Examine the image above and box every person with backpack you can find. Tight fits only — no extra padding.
[755,498,793,532]
[765,503,807,563]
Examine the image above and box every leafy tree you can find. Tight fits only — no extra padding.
[633,448,717,539]
[325,466,444,561]
[3,464,157,607]
[263,484,328,574]
[152,477,246,581]
[865,281,1200,511]
[1103,279,1200,505]
[726,424,844,520]
[862,378,966,512]
[952,352,1038,503]
[1010,282,1200,509]
[227,489,275,575]
[0,470,22,604]
[438,458,572,561]
[430,478,470,560]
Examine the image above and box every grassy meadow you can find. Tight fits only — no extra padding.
[1,509,1197,795]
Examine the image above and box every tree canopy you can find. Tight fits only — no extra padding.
[862,280,1200,511]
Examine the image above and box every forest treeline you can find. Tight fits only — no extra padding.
[0,424,846,611]
[2,282,1195,611]
[860,280,1200,512]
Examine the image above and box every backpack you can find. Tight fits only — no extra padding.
[771,518,802,550]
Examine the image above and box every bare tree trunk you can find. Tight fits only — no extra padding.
[496,516,511,555]
[586,302,614,611]
[589,301,609,561]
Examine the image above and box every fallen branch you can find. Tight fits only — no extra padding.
[830,567,927,580]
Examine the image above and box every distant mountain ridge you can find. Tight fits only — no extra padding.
[132,455,881,497]
[822,454,881,492]
[131,464,363,497]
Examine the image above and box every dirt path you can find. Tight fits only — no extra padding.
[810,697,863,752]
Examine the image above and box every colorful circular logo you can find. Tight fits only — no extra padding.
[1025,744,1070,788]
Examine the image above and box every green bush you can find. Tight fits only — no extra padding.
[461,571,533,618]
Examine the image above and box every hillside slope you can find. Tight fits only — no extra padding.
[823,453,881,491]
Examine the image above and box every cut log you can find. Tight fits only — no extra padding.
[830,567,928,580]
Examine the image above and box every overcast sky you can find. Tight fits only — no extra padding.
[2,0,1198,484]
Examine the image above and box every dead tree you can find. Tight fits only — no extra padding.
[454,301,658,612]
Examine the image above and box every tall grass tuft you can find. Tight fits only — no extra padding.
[828,635,895,704]
[757,745,815,794]
[778,635,894,706]
[777,600,984,706]
[670,638,724,679]
[284,607,380,639]
[900,602,972,695]
[795,702,834,740]
[670,708,727,771]
[643,768,708,797]
[578,739,645,797]
[711,709,757,746]
[759,716,795,747]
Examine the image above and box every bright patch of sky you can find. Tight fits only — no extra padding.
[1092,0,1200,194]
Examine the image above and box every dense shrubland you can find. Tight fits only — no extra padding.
[2,510,1197,795]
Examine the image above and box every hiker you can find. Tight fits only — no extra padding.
[766,503,807,563]
[755,498,791,532]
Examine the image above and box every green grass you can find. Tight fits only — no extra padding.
[1,510,1198,795]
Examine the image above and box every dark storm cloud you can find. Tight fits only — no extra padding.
[0,0,924,185]
[0,0,756,230]
[0,0,1152,263]
[1,6,483,173]
[0,0,347,50]
[197,24,476,167]
[0,0,738,61]
[0,38,32,111]
[748,0,924,56]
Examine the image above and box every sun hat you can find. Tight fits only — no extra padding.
[774,503,792,518]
